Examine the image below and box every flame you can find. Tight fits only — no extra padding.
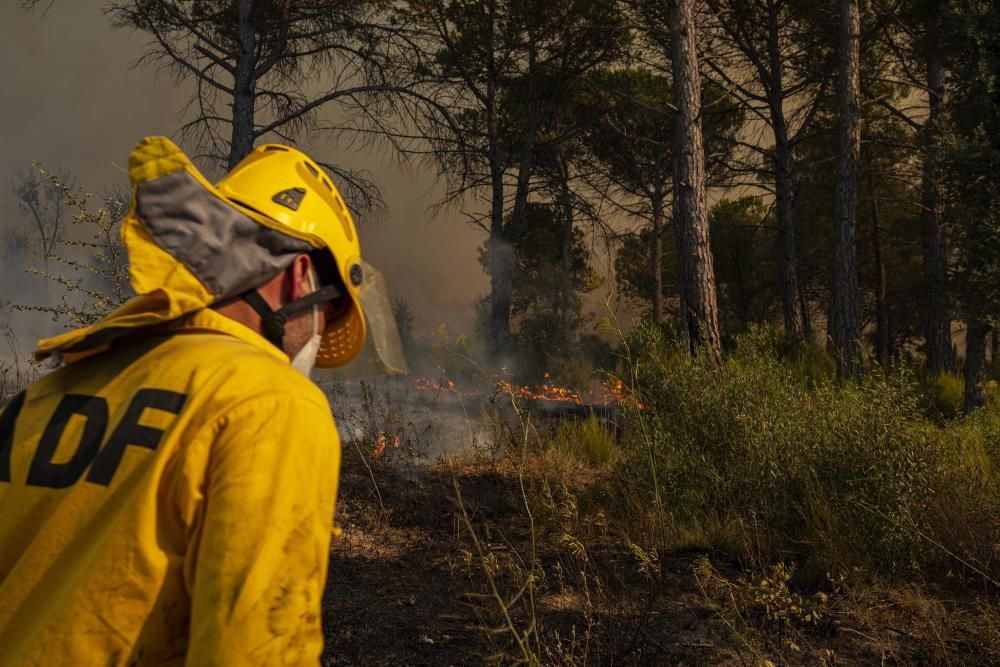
[414,377,458,392]
[372,431,400,458]
[495,379,584,405]
[592,377,629,404]
[412,377,481,398]
[413,374,638,407]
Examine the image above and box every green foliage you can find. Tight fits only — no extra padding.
[615,227,678,315]
[509,316,613,386]
[575,68,676,199]
[787,341,837,385]
[508,203,599,319]
[789,71,927,353]
[551,413,615,465]
[614,323,1000,583]
[923,371,966,419]
[577,67,744,196]
[587,69,745,326]
[557,334,616,385]
[615,197,778,332]
[709,198,779,334]
[427,324,477,383]
[515,313,573,375]
[942,0,1000,324]
[613,226,675,315]
[478,203,603,381]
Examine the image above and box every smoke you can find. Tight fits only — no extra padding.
[0,2,488,355]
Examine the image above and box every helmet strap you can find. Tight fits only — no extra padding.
[242,284,343,352]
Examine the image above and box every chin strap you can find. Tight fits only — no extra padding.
[242,284,343,351]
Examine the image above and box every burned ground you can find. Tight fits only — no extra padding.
[322,444,1000,666]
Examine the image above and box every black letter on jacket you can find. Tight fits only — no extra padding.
[0,391,27,483]
[27,394,109,488]
[87,389,187,486]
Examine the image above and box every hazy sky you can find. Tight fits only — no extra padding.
[0,2,487,342]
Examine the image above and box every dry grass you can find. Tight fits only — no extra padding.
[250,324,1000,664]
[0,321,34,407]
[304,367,1000,665]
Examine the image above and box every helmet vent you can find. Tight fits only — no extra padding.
[265,145,289,152]
[226,197,267,218]
[304,161,319,178]
[272,187,306,211]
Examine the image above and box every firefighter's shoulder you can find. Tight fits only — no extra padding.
[150,324,332,416]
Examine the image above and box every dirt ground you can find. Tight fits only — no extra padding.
[321,450,999,666]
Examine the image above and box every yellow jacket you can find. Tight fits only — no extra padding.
[0,307,340,666]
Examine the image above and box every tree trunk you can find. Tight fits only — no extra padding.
[774,133,804,341]
[922,48,953,373]
[651,188,665,325]
[228,0,257,169]
[509,146,536,241]
[490,33,540,362]
[559,158,576,334]
[489,238,515,362]
[489,132,538,361]
[507,36,540,243]
[831,0,862,378]
[485,5,510,361]
[766,3,804,341]
[799,282,813,340]
[670,0,722,361]
[964,320,991,412]
[868,167,890,366]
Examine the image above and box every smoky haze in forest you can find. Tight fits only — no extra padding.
[0,2,486,354]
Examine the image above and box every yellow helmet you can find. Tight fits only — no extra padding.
[215,144,367,368]
[215,143,408,374]
[34,136,406,376]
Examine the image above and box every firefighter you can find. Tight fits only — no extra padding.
[0,137,405,665]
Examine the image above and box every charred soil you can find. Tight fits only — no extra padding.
[322,447,999,666]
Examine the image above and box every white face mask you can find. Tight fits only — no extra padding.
[290,272,323,378]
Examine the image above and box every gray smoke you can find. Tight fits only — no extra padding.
[0,2,487,358]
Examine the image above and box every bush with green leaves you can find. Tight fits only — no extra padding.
[551,413,615,465]
[615,321,1000,584]
[922,371,966,419]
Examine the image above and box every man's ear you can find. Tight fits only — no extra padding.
[287,253,314,301]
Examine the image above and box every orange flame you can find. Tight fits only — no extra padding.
[414,377,458,392]
[372,431,400,458]
[413,375,640,407]
[494,379,583,404]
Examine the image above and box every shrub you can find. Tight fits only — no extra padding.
[422,323,479,384]
[0,322,35,407]
[923,371,965,419]
[10,165,131,328]
[788,340,836,385]
[613,322,1000,584]
[542,334,616,390]
[552,413,615,465]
